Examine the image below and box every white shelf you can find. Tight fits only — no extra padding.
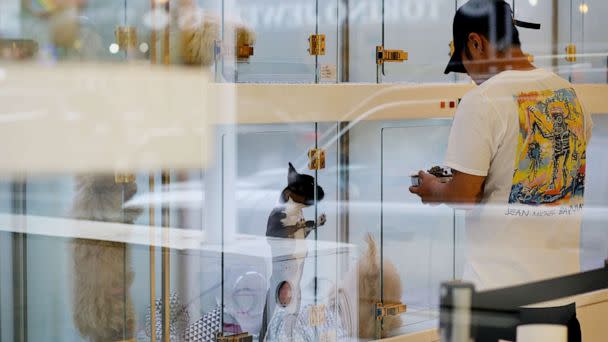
[214,83,608,124]
[0,213,354,258]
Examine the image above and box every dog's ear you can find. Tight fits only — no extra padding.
[280,188,290,203]
[288,162,298,184]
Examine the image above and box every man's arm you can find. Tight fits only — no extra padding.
[409,169,486,205]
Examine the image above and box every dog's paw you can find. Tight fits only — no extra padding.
[318,213,327,226]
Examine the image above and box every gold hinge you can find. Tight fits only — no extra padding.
[216,332,253,342]
[114,173,136,184]
[308,148,326,170]
[308,304,327,327]
[115,26,138,51]
[237,44,254,60]
[308,34,326,56]
[565,43,577,62]
[376,46,408,64]
[449,41,455,57]
[375,302,407,320]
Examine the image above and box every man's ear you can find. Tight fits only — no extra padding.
[468,33,484,53]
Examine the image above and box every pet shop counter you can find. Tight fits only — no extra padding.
[374,288,608,342]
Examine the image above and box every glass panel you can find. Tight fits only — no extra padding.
[381,121,455,335]
[0,170,213,341]
[581,114,608,271]
[345,119,456,338]
[226,124,310,339]
[381,0,456,83]
[317,1,340,83]
[339,0,383,82]
[578,0,608,83]
[510,0,555,71]
[227,0,339,83]
[221,122,351,340]
[556,0,608,83]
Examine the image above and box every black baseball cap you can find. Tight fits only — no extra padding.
[445,0,540,74]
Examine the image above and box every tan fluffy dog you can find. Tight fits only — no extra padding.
[175,0,256,66]
[71,175,142,342]
[330,234,403,339]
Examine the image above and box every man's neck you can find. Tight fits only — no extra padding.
[494,48,536,72]
[475,48,536,84]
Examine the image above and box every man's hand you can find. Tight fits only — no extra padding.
[409,169,486,206]
[409,171,442,204]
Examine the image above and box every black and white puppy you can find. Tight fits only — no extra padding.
[259,163,326,341]
[266,162,325,239]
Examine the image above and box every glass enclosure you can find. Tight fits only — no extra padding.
[1,0,607,341]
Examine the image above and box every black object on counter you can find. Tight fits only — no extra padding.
[440,263,608,342]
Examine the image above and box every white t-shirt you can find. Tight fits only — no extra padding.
[445,68,593,290]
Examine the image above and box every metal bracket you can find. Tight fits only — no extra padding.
[115,26,138,51]
[114,173,136,184]
[375,302,407,320]
[376,46,408,64]
[216,332,253,342]
[308,34,326,56]
[566,44,577,62]
[308,148,326,170]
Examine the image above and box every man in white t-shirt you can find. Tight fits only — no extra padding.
[409,0,593,291]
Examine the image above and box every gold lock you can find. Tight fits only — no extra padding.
[216,332,253,342]
[114,173,136,184]
[375,302,407,321]
[308,148,326,170]
[308,34,326,56]
[565,44,577,62]
[115,26,138,51]
[237,44,254,60]
[308,304,327,327]
[376,46,408,64]
[525,53,535,63]
[449,40,455,57]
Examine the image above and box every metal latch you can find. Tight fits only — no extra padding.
[308,148,326,170]
[237,44,254,60]
[216,332,253,342]
[114,173,136,184]
[449,41,455,57]
[308,304,327,327]
[565,44,577,62]
[376,46,408,64]
[308,34,326,56]
[375,302,407,320]
[115,26,138,51]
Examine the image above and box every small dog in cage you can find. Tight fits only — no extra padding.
[71,174,142,342]
[174,0,256,66]
[330,234,403,339]
[260,162,326,341]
